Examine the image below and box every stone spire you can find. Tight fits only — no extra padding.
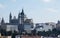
[1,17,4,24]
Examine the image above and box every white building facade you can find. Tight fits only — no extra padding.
[24,24,34,34]
[6,25,18,32]
[35,22,56,33]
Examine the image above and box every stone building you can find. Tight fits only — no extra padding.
[1,9,34,33]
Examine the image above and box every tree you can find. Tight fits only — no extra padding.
[46,30,52,36]
[52,28,58,36]
[1,29,6,36]
[32,29,36,35]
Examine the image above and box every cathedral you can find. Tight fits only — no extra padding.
[0,9,34,33]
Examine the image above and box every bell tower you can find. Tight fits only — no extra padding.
[1,17,4,24]
[21,9,24,24]
[18,9,24,24]
[9,12,12,23]
[18,12,21,24]
[18,9,25,32]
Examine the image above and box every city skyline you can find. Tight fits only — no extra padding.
[0,0,60,23]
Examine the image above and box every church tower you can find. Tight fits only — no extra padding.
[18,9,24,24]
[1,18,4,24]
[18,12,21,24]
[18,9,25,32]
[20,9,24,24]
[9,12,12,23]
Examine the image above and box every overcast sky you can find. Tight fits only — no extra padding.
[0,0,60,23]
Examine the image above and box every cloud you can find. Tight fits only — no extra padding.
[42,8,58,13]
[47,8,58,13]
[0,4,6,9]
[11,0,16,2]
[42,0,53,3]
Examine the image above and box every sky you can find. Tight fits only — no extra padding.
[0,0,60,23]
